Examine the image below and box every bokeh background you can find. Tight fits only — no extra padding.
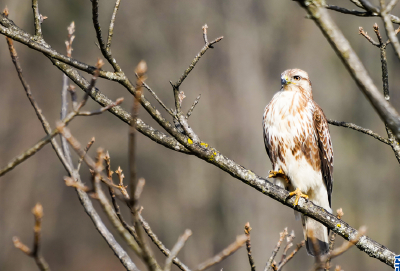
[1,0,400,270]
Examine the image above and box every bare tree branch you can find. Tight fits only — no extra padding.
[13,203,50,271]
[276,241,305,271]
[139,214,191,271]
[32,0,44,38]
[91,0,121,72]
[325,4,400,24]
[326,208,344,271]
[381,1,400,60]
[164,229,192,271]
[0,111,76,177]
[58,126,143,256]
[106,0,121,51]
[265,228,288,271]
[61,21,75,168]
[327,119,390,144]
[5,35,70,173]
[244,223,256,271]
[186,94,201,119]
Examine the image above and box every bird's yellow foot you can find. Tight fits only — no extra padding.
[288,188,308,206]
[268,168,290,183]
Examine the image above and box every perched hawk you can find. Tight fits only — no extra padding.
[263,69,333,255]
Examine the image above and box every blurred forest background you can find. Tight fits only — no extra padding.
[1,0,400,270]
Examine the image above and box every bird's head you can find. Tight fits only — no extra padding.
[280,69,312,98]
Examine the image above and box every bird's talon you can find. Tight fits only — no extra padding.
[288,188,308,206]
[268,168,290,183]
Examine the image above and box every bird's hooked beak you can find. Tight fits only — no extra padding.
[281,75,290,86]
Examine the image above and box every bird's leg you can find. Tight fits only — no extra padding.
[268,168,290,183]
[287,188,308,206]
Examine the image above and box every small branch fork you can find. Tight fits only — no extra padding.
[357,23,400,163]
[13,204,50,271]
[326,0,400,24]
[264,228,304,271]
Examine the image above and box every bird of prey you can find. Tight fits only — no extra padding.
[262,69,333,255]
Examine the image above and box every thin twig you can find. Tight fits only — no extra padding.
[325,4,400,24]
[91,0,121,72]
[278,230,295,267]
[202,24,212,47]
[381,1,400,60]
[76,59,104,111]
[130,61,147,204]
[164,229,192,271]
[359,27,380,46]
[128,61,161,271]
[61,21,76,168]
[140,76,174,116]
[106,0,121,51]
[326,5,372,16]
[194,234,247,271]
[0,111,77,177]
[186,94,201,119]
[360,23,400,163]
[265,228,288,271]
[326,209,344,271]
[78,97,124,116]
[173,35,223,89]
[276,241,305,271]
[244,222,256,271]
[178,114,200,143]
[139,214,191,271]
[359,0,380,13]
[59,128,142,256]
[5,36,70,173]
[328,119,390,144]
[13,204,50,271]
[32,0,43,38]
[76,137,95,172]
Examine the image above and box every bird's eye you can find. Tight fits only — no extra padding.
[293,75,301,81]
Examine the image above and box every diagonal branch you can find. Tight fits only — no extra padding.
[327,119,390,145]
[139,214,191,271]
[194,234,247,271]
[164,230,192,271]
